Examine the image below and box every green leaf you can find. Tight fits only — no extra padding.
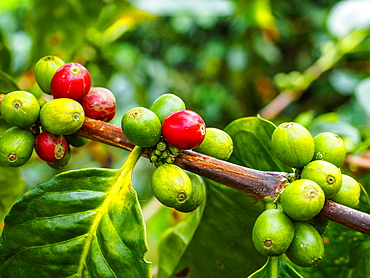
[157,185,206,277]
[157,180,265,277]
[157,116,289,277]
[225,116,291,172]
[26,0,105,61]
[0,70,19,94]
[0,146,151,277]
[248,256,303,278]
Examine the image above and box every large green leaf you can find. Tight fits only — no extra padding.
[0,70,19,94]
[157,116,290,277]
[0,146,151,277]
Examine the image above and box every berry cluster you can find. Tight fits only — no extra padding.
[121,93,234,212]
[0,55,117,169]
[252,122,361,267]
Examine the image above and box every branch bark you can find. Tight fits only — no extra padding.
[77,117,370,236]
[0,94,369,236]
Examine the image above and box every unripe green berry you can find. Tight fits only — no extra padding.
[40,98,85,135]
[1,91,40,128]
[286,222,324,267]
[151,164,192,209]
[150,93,186,123]
[194,128,233,160]
[175,172,206,213]
[313,132,346,167]
[331,174,361,208]
[271,122,314,168]
[280,179,325,221]
[121,107,161,147]
[35,55,65,94]
[0,126,34,167]
[252,209,294,256]
[301,160,342,198]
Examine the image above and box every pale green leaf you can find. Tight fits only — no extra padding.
[0,147,151,277]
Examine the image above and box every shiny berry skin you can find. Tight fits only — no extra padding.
[51,62,91,103]
[162,110,206,150]
[1,90,40,128]
[34,55,65,94]
[81,87,116,122]
[35,131,69,163]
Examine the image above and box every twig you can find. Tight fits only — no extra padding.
[76,117,370,236]
[0,95,369,236]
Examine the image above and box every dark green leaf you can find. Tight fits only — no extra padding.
[225,116,291,172]
[157,180,265,277]
[248,256,303,278]
[0,70,19,94]
[0,147,151,277]
[157,116,289,277]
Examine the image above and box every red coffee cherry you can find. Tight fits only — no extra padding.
[35,130,69,163]
[81,87,116,122]
[162,110,206,150]
[51,62,91,103]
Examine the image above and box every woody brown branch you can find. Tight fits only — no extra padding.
[0,94,369,236]
[77,117,370,236]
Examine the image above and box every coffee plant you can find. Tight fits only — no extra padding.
[0,1,370,277]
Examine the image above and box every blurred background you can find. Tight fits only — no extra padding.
[1,0,370,269]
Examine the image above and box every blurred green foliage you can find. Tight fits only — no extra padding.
[0,0,370,276]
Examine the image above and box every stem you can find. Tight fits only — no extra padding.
[119,145,143,172]
[0,96,369,236]
[269,257,279,278]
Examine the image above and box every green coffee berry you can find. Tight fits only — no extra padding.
[194,127,233,160]
[150,93,186,123]
[35,55,65,94]
[47,147,71,170]
[286,222,324,267]
[331,174,361,208]
[1,91,40,128]
[151,164,192,209]
[271,122,314,168]
[301,160,342,198]
[313,132,346,167]
[40,98,85,135]
[121,107,161,147]
[0,126,34,167]
[252,208,294,256]
[175,172,206,213]
[280,179,325,221]
[65,134,88,148]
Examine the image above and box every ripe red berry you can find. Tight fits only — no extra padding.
[51,62,91,103]
[81,87,116,122]
[35,130,69,163]
[162,110,206,150]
